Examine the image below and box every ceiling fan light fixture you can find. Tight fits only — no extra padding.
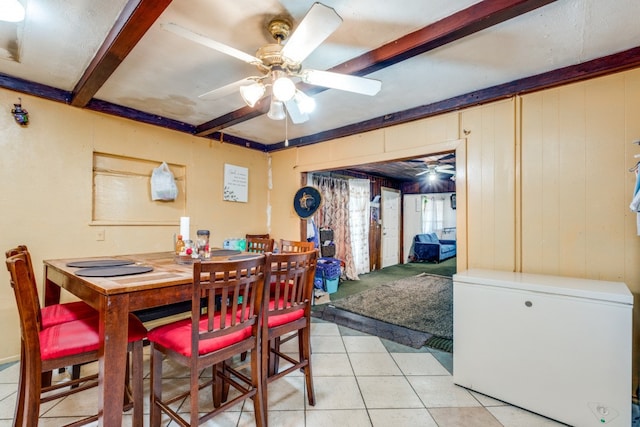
[0,0,25,22]
[428,171,437,182]
[267,99,286,120]
[294,90,316,114]
[239,82,265,107]
[272,76,296,102]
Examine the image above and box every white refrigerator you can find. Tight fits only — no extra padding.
[453,269,633,426]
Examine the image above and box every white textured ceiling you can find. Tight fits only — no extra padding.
[0,0,639,147]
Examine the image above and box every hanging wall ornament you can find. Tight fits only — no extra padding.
[11,98,29,126]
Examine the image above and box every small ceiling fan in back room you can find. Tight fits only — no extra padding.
[416,161,456,181]
[163,2,382,124]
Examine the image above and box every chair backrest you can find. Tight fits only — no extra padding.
[245,233,270,239]
[279,239,315,253]
[6,247,44,328]
[5,245,36,281]
[6,253,44,355]
[264,250,318,317]
[192,255,266,354]
[246,237,274,254]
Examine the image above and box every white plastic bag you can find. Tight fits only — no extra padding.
[150,162,178,201]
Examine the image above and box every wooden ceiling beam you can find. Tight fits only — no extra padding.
[70,0,173,107]
[195,0,557,134]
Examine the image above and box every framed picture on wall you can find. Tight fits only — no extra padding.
[223,164,248,203]
[451,193,456,210]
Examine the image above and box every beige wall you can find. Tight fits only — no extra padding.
[0,89,269,362]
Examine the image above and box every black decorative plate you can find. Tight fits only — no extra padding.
[209,249,242,256]
[75,266,153,277]
[66,259,134,268]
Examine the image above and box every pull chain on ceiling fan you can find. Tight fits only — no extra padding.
[163,2,382,124]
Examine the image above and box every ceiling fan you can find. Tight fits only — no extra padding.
[163,2,382,124]
[416,162,456,180]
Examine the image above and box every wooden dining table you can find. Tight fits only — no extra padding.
[43,250,256,427]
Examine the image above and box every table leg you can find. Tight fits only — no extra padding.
[98,295,130,427]
[43,266,61,307]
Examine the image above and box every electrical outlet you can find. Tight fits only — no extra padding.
[96,229,105,241]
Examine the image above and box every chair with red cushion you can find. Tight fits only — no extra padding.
[262,250,318,406]
[5,245,98,387]
[148,255,267,427]
[6,253,147,427]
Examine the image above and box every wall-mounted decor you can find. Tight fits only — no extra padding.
[223,164,248,203]
[451,193,456,210]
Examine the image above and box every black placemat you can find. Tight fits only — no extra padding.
[228,254,262,260]
[66,259,134,268]
[210,249,241,256]
[75,266,153,277]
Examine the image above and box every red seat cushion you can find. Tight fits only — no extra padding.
[148,315,253,357]
[266,298,304,328]
[40,318,101,360]
[40,314,147,360]
[41,301,97,329]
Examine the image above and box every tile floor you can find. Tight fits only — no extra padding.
[0,319,566,426]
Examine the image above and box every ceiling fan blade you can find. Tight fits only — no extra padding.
[300,69,381,96]
[163,23,261,65]
[415,170,429,176]
[437,164,454,169]
[284,98,309,124]
[439,170,456,175]
[198,77,260,100]
[281,3,342,64]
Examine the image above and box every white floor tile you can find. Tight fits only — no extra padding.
[310,335,347,353]
[407,375,481,408]
[368,408,438,427]
[391,352,450,376]
[306,377,365,410]
[343,336,387,353]
[349,352,402,376]
[306,409,372,427]
[311,352,354,376]
[357,376,424,409]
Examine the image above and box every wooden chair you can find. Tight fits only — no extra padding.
[148,255,267,427]
[279,239,315,253]
[262,250,318,406]
[6,253,147,427]
[246,237,275,253]
[5,245,97,328]
[5,245,98,387]
[245,233,270,239]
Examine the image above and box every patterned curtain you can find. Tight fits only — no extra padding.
[348,179,370,276]
[312,175,356,279]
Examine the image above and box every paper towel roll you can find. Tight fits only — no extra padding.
[180,216,190,241]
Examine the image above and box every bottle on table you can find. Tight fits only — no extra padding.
[175,234,185,255]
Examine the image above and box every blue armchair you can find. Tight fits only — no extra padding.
[410,233,456,263]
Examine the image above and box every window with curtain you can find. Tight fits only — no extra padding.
[421,196,444,234]
[348,179,370,276]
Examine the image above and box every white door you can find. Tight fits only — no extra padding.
[403,194,423,263]
[381,187,400,268]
